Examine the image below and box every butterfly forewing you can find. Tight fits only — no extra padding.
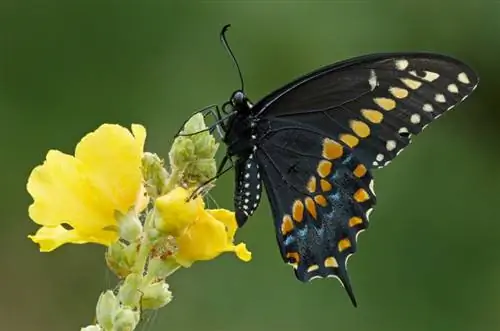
[254,53,479,168]
[255,121,376,306]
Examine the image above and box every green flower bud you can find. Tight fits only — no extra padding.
[148,256,180,279]
[142,152,169,198]
[96,291,119,330]
[105,241,139,278]
[80,325,102,331]
[140,281,173,310]
[112,307,140,331]
[118,273,143,307]
[116,210,143,242]
[169,113,219,186]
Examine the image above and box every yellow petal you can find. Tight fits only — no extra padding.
[134,184,149,214]
[27,150,114,230]
[155,187,203,235]
[28,225,118,252]
[75,124,144,214]
[233,243,252,262]
[131,124,147,151]
[206,209,238,239]
[174,211,230,267]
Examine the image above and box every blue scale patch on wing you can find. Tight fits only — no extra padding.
[255,122,375,306]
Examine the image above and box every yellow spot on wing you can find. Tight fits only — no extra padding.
[292,200,304,222]
[322,138,343,160]
[353,164,367,178]
[307,264,319,272]
[361,109,384,124]
[349,216,363,227]
[314,195,328,207]
[317,160,332,178]
[400,78,422,90]
[324,257,338,268]
[374,97,396,111]
[340,134,359,148]
[354,188,370,202]
[306,176,317,193]
[281,214,294,235]
[338,238,351,252]
[389,86,409,99]
[350,120,371,138]
[304,197,317,219]
[320,179,332,192]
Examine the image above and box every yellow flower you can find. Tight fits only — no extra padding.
[27,124,148,252]
[155,187,251,267]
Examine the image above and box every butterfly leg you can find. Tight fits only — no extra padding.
[174,104,219,137]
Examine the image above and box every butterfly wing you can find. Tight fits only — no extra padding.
[254,52,479,168]
[255,120,375,306]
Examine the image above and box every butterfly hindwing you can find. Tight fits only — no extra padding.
[254,53,479,169]
[255,122,375,305]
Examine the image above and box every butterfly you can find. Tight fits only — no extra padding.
[179,25,479,306]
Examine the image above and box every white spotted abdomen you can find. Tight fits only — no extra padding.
[234,153,262,224]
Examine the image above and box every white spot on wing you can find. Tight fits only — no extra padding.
[410,113,421,124]
[458,72,470,84]
[386,140,396,151]
[368,70,378,91]
[423,103,434,112]
[447,84,459,93]
[395,59,409,70]
[376,153,384,162]
[435,94,446,103]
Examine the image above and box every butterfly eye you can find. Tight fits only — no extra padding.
[232,90,246,105]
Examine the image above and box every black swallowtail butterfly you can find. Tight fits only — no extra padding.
[178,25,479,306]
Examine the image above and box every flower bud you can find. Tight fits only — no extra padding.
[96,290,119,330]
[112,307,140,331]
[142,152,169,197]
[116,210,143,242]
[169,113,219,186]
[105,241,138,278]
[148,256,180,279]
[118,273,143,307]
[140,281,173,310]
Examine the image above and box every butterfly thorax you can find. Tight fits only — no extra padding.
[223,90,256,158]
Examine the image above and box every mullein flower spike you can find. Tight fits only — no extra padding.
[26,114,251,331]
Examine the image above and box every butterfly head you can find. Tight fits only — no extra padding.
[228,90,253,114]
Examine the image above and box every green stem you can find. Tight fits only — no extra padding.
[162,167,181,194]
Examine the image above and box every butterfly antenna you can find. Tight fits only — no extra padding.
[220,24,245,91]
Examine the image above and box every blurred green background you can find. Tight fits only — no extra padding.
[1,1,499,330]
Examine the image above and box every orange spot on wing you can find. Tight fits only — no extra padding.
[281,215,294,235]
[338,238,352,252]
[317,160,332,178]
[304,197,317,219]
[354,188,370,202]
[350,120,371,138]
[292,200,304,222]
[361,109,384,124]
[348,216,363,227]
[320,179,332,192]
[340,134,359,148]
[306,176,317,193]
[324,257,338,268]
[353,164,367,178]
[322,138,343,160]
[286,252,300,268]
[314,195,328,207]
